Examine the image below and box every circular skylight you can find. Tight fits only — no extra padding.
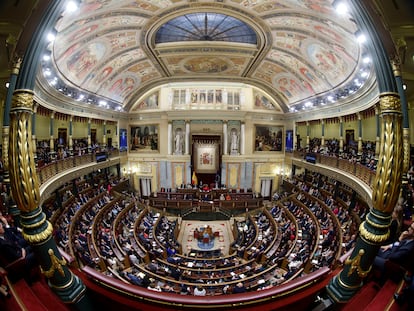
[155,12,257,44]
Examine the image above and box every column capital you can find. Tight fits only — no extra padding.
[390,55,402,77]
[375,104,380,115]
[11,57,22,75]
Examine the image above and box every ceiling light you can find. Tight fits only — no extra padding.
[47,32,56,42]
[355,31,366,44]
[333,1,349,15]
[363,56,371,64]
[66,1,79,13]
[5,82,9,88]
[403,84,407,90]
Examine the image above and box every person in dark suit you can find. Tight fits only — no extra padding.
[373,223,414,280]
[0,215,37,274]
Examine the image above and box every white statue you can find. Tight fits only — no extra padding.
[175,128,183,154]
[230,129,239,154]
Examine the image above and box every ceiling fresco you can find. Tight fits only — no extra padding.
[42,0,366,113]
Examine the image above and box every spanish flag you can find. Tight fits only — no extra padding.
[192,171,198,185]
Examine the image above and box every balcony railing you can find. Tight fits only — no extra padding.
[292,151,376,190]
[36,149,122,186]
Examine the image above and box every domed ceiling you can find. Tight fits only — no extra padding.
[37,0,373,114]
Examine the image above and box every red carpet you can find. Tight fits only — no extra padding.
[340,281,380,311]
[0,276,71,311]
[11,278,49,311]
[364,280,399,311]
[30,277,71,311]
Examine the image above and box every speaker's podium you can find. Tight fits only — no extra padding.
[198,200,213,212]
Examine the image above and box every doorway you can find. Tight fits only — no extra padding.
[345,129,355,151]
[260,178,273,200]
[58,128,67,146]
[91,129,97,145]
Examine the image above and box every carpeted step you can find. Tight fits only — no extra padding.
[11,278,49,311]
[363,279,400,311]
[340,281,380,311]
[29,277,71,311]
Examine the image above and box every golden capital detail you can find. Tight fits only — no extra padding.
[11,89,35,111]
[379,93,401,112]
[359,222,390,243]
[22,221,53,244]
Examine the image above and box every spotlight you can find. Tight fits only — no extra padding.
[333,1,349,15]
[47,32,56,42]
[66,1,79,13]
[355,30,366,44]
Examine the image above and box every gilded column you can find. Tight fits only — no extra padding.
[357,112,363,156]
[375,105,380,158]
[49,111,55,160]
[327,93,402,302]
[68,115,73,155]
[9,90,88,305]
[306,121,310,148]
[339,116,344,154]
[321,119,325,151]
[102,120,107,147]
[87,118,91,153]
[32,104,38,162]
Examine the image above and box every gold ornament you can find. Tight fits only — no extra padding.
[41,248,67,278]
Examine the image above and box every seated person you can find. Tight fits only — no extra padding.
[0,215,38,280]
[373,222,414,281]
[232,282,247,294]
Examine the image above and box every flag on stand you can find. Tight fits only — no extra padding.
[192,171,198,185]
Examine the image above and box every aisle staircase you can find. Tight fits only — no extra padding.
[0,266,410,311]
[340,279,409,311]
[0,275,71,311]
